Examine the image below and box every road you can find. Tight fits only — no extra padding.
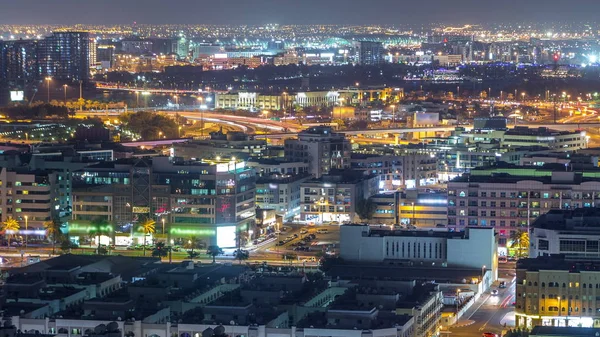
[448,262,516,337]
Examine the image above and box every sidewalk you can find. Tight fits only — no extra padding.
[453,293,489,326]
[500,312,516,327]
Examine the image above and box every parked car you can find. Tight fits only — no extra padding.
[499,281,506,288]
[491,289,499,296]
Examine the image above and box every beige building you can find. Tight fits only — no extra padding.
[516,255,600,328]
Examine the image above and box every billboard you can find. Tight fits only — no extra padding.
[413,112,440,127]
[216,226,236,248]
[10,91,24,102]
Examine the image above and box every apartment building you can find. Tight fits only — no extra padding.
[515,255,600,328]
[371,190,448,227]
[71,156,256,248]
[284,126,351,178]
[300,171,378,224]
[0,167,59,228]
[255,173,311,221]
[447,164,600,247]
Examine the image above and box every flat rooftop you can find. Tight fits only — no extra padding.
[325,260,483,283]
[517,254,600,272]
[531,326,600,336]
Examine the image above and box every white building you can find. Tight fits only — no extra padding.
[530,208,600,258]
[300,172,379,224]
[256,174,311,221]
[339,225,498,285]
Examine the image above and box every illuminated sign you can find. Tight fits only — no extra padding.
[10,91,24,102]
[132,207,150,214]
[216,161,246,173]
[7,230,46,235]
[67,224,113,233]
[217,226,236,248]
[169,227,216,236]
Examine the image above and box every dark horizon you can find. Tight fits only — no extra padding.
[4,0,600,26]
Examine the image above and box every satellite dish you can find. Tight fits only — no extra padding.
[201,328,214,337]
[229,320,235,325]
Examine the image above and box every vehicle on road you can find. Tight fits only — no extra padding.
[317,229,328,234]
[300,229,308,234]
[499,281,506,288]
[491,289,499,296]
[482,333,498,337]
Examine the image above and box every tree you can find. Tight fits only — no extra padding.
[355,198,377,221]
[2,217,20,247]
[185,236,202,259]
[97,246,108,255]
[206,245,223,263]
[233,249,249,264]
[90,218,110,253]
[139,218,156,256]
[59,235,79,254]
[510,230,530,257]
[44,218,63,255]
[152,242,169,259]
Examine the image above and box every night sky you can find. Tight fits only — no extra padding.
[4,0,600,25]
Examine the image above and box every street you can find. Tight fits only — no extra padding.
[448,262,516,337]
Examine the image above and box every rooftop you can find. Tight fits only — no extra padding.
[504,126,583,137]
[517,254,600,272]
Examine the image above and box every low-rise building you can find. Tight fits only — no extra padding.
[256,173,311,221]
[371,190,448,227]
[339,225,498,284]
[515,255,600,328]
[300,171,379,224]
[530,208,600,259]
[173,129,267,160]
[448,163,600,250]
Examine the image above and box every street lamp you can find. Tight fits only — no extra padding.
[45,77,52,103]
[390,104,396,124]
[197,96,203,110]
[173,95,179,109]
[521,92,526,101]
[481,265,486,286]
[411,202,415,226]
[63,84,68,104]
[557,296,561,318]
[158,131,163,139]
[161,218,166,235]
[456,289,461,313]
[24,215,28,250]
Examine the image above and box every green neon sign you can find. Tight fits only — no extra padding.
[68,224,113,233]
[169,228,216,236]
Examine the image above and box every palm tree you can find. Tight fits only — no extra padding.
[206,245,223,263]
[152,242,169,259]
[139,218,156,256]
[2,217,20,247]
[234,249,249,265]
[510,230,530,258]
[44,218,63,255]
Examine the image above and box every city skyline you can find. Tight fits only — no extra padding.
[4,0,600,25]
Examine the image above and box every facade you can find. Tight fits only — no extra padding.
[339,225,498,279]
[46,32,90,81]
[247,159,309,177]
[357,41,384,65]
[447,165,600,249]
[0,167,58,228]
[501,127,587,151]
[300,172,379,224]
[530,208,600,259]
[284,126,351,178]
[371,190,448,227]
[0,39,43,84]
[71,157,256,248]
[515,255,600,328]
[215,92,282,110]
[256,173,311,221]
[173,130,267,160]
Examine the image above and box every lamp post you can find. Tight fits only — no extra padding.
[24,215,28,250]
[162,218,165,235]
[197,96,203,110]
[411,202,415,226]
[79,80,83,113]
[63,84,68,104]
[45,77,52,103]
[557,296,561,320]
[390,104,396,124]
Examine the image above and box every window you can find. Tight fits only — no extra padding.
[539,239,549,251]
